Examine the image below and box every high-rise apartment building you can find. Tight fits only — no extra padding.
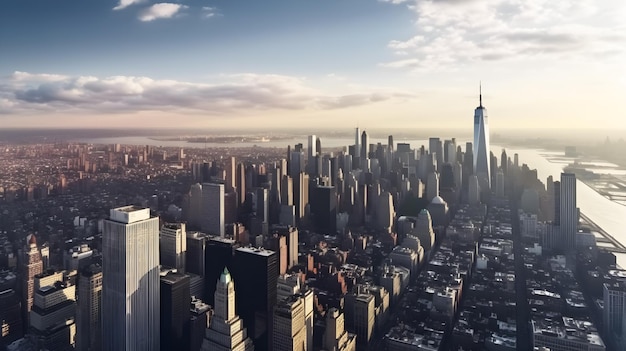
[76,263,102,351]
[473,85,491,190]
[160,222,187,272]
[202,182,225,237]
[201,268,254,351]
[102,206,160,351]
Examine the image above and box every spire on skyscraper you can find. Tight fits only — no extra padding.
[479,81,482,108]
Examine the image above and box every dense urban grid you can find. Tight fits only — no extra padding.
[0,96,624,351]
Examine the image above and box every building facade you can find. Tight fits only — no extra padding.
[102,206,160,351]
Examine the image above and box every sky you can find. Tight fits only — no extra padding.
[1,0,625,132]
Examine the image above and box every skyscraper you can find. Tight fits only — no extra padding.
[233,247,279,351]
[102,206,160,351]
[473,85,491,190]
[354,127,361,159]
[202,182,225,237]
[76,263,102,351]
[323,308,357,351]
[160,222,187,272]
[30,279,77,350]
[560,173,577,251]
[273,295,306,351]
[307,135,317,176]
[427,171,440,202]
[604,281,626,350]
[160,271,191,351]
[201,268,254,351]
[360,131,369,160]
[21,234,43,324]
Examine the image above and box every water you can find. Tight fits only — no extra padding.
[503,147,626,267]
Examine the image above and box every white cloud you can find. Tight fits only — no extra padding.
[382,0,626,71]
[138,3,188,22]
[202,6,217,19]
[113,0,145,11]
[0,72,413,115]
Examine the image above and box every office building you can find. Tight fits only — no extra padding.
[205,236,238,306]
[160,271,191,351]
[604,281,626,350]
[236,163,247,206]
[560,173,577,251]
[201,268,254,351]
[189,183,204,229]
[473,85,491,190]
[361,131,369,160]
[308,135,317,175]
[30,280,77,350]
[468,175,480,205]
[323,308,357,351]
[426,171,439,202]
[273,295,306,351]
[532,318,605,351]
[102,206,160,351]
[276,274,314,351]
[345,287,375,350]
[160,222,187,272]
[0,289,22,345]
[233,247,279,351]
[415,209,436,253]
[76,263,102,351]
[225,156,236,192]
[21,234,43,323]
[310,185,337,235]
[189,297,211,351]
[202,182,225,237]
[377,191,395,233]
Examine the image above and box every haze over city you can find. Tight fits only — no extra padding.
[2,0,626,130]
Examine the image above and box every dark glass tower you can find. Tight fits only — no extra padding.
[160,271,191,351]
[233,247,279,351]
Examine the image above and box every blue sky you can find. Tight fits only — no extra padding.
[1,0,625,130]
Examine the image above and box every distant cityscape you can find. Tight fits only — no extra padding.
[2,94,626,351]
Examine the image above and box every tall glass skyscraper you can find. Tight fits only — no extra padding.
[102,206,160,351]
[473,85,491,190]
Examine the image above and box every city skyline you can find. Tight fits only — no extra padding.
[1,0,626,130]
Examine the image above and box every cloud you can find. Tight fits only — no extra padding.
[138,3,188,22]
[0,72,414,115]
[202,6,218,19]
[113,0,145,11]
[381,0,626,70]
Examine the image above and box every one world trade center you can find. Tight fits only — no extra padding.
[473,85,491,191]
